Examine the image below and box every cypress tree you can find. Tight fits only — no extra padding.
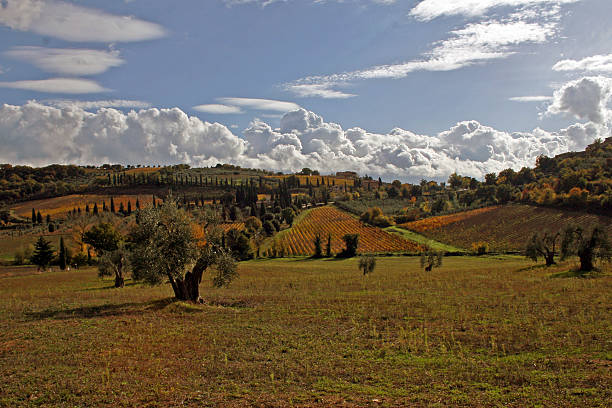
[326,234,332,257]
[37,211,43,224]
[103,201,108,212]
[110,197,115,213]
[93,203,99,215]
[32,208,36,224]
[136,198,140,210]
[119,202,125,214]
[85,204,90,213]
[58,237,67,270]
[127,201,132,215]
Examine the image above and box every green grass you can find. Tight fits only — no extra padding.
[385,226,466,253]
[0,257,610,407]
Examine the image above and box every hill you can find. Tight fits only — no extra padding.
[266,206,424,256]
[400,204,612,252]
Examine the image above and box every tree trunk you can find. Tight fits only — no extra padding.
[170,257,210,302]
[579,252,593,272]
[114,274,125,288]
[544,251,555,266]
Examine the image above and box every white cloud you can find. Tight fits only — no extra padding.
[284,83,356,99]
[0,101,246,166]
[0,102,606,181]
[45,99,151,110]
[409,0,579,21]
[509,95,552,102]
[0,78,109,94]
[553,54,612,73]
[193,104,243,114]
[4,46,124,76]
[546,76,612,124]
[217,97,300,112]
[0,0,166,42]
[287,20,556,97]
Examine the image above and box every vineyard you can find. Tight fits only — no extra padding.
[10,194,161,219]
[402,204,612,251]
[268,206,424,256]
[219,222,245,233]
[400,206,500,232]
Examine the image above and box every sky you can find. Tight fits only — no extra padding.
[0,0,611,182]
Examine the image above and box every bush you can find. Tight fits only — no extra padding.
[471,241,489,255]
[337,234,359,258]
[360,207,394,227]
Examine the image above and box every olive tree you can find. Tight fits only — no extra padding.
[561,225,611,272]
[525,231,560,266]
[420,251,443,271]
[129,198,237,302]
[358,255,376,275]
[83,222,127,287]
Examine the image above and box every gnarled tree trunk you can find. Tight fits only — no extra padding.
[169,257,211,302]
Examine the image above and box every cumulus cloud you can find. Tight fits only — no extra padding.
[553,54,612,73]
[546,76,612,124]
[0,101,246,166]
[0,0,166,42]
[409,0,579,21]
[1,102,606,182]
[0,78,109,94]
[4,46,124,76]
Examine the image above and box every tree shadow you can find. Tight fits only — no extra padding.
[23,297,177,321]
[516,263,551,272]
[550,269,604,279]
[81,280,140,291]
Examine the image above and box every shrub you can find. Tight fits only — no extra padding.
[358,255,376,275]
[471,241,489,255]
[337,234,359,258]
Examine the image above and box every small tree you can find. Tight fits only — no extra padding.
[281,208,295,225]
[98,248,130,286]
[358,255,376,275]
[313,234,323,258]
[326,234,332,257]
[525,231,559,266]
[420,251,443,271]
[338,234,359,258]
[31,236,54,271]
[83,223,126,287]
[129,199,237,302]
[561,225,611,272]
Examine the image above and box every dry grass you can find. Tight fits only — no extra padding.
[0,256,610,407]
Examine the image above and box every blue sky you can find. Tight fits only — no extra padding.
[0,0,610,181]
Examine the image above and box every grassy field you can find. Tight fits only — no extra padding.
[0,256,610,407]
